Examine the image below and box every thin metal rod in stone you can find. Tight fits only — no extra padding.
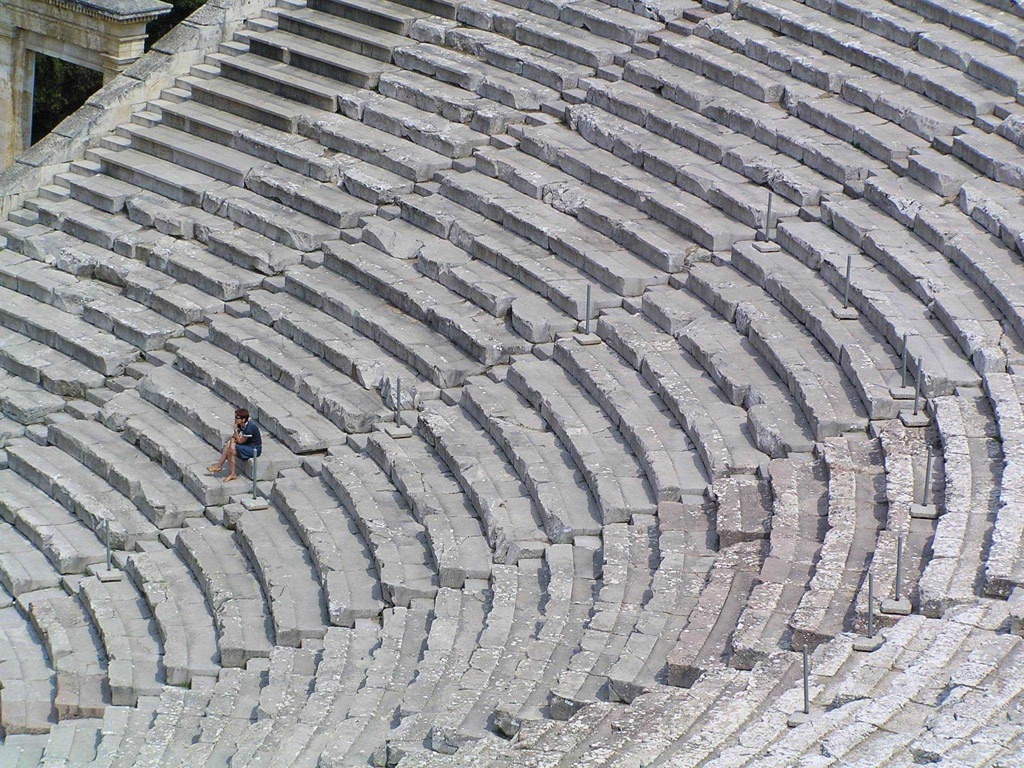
[922,446,933,506]
[802,644,810,714]
[914,357,923,416]
[867,572,874,639]
[765,191,774,238]
[585,284,592,336]
[105,517,111,572]
[895,534,904,603]
[396,377,403,428]
[252,456,259,500]
[901,333,909,389]
[843,253,852,309]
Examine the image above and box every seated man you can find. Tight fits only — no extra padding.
[208,408,263,483]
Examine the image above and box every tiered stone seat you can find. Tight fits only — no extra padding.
[0,522,61,598]
[34,718,105,765]
[641,285,815,456]
[126,684,215,767]
[367,430,492,588]
[0,600,55,735]
[552,338,709,500]
[321,445,438,605]
[235,505,330,646]
[0,470,107,575]
[174,524,276,666]
[124,549,220,686]
[0,327,104,400]
[47,420,205,530]
[271,470,385,626]
[78,575,163,707]
[418,396,557,556]
[508,357,660,523]
[597,308,769,478]
[0,371,64,426]
[179,660,270,766]
[788,434,886,649]
[28,593,108,720]
[984,372,1024,598]
[920,391,1002,617]
[5,441,158,551]
[730,455,825,668]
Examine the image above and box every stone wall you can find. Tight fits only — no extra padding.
[0,0,276,219]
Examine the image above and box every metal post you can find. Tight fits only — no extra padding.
[802,644,810,715]
[901,333,909,389]
[895,535,904,603]
[765,191,774,238]
[843,253,852,309]
[252,455,258,500]
[395,377,402,428]
[585,284,592,336]
[922,446,933,506]
[104,517,111,572]
[867,572,874,639]
[914,357,923,416]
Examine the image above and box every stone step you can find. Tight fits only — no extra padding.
[393,41,560,112]
[181,661,269,765]
[367,430,492,589]
[174,524,276,667]
[270,471,385,626]
[325,241,532,365]
[27,592,108,721]
[248,288,432,399]
[983,372,1024,597]
[642,285,816,457]
[0,520,61,598]
[133,363,302,480]
[277,7,409,62]
[398,193,622,321]
[686,261,870,440]
[778,218,982,397]
[438,170,666,296]
[207,314,390,433]
[247,28,396,89]
[508,357,659,523]
[124,549,220,686]
[321,445,439,606]
[89,146,225,209]
[460,376,603,541]
[216,51,356,112]
[731,241,903,421]
[98,389,272,508]
[187,72,323,134]
[0,373,63,426]
[310,0,429,34]
[0,285,139,378]
[236,505,330,645]
[0,470,107,575]
[475,143,706,274]
[0,242,121,316]
[299,109,454,182]
[597,308,768,480]
[418,400,557,560]
[173,340,348,454]
[0,326,104,400]
[35,717,104,764]
[552,339,710,501]
[5,441,158,552]
[362,217,575,343]
[78,575,163,707]
[789,435,886,649]
[130,684,214,766]
[285,263,484,388]
[345,90,491,159]
[48,420,205,530]
[0,601,56,737]
[919,394,1001,617]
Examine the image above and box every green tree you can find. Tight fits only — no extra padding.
[147,0,208,49]
[31,55,103,145]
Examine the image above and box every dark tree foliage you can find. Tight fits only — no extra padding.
[29,0,207,145]
[146,0,208,49]
[30,54,103,145]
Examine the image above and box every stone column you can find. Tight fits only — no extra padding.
[0,25,23,169]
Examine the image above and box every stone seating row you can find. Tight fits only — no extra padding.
[984,372,1024,599]
[0,598,55,735]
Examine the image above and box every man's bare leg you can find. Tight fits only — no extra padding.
[209,438,235,473]
[224,442,237,483]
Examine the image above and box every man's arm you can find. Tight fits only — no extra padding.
[235,424,249,444]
